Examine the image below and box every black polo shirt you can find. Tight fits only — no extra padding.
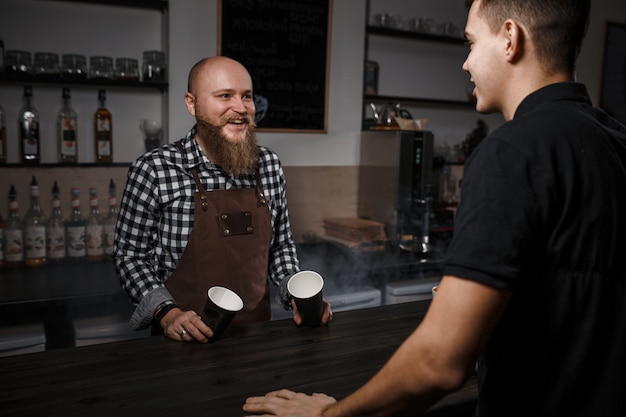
[443,82,626,416]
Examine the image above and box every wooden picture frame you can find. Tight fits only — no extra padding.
[599,21,626,124]
[218,0,332,133]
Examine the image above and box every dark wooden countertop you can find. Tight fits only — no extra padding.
[0,301,477,417]
[0,261,132,348]
[0,261,121,309]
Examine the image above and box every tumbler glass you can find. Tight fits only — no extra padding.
[89,55,114,79]
[5,50,33,75]
[34,52,60,76]
[62,54,88,79]
[115,57,139,81]
[142,50,166,82]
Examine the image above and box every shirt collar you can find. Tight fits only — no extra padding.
[514,82,592,119]
[181,124,219,171]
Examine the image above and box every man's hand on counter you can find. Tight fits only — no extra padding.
[244,389,337,417]
[291,299,333,327]
[161,307,214,343]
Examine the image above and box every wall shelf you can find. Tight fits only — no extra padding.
[0,163,131,168]
[0,74,167,92]
[44,0,167,12]
[366,25,466,45]
[365,94,474,109]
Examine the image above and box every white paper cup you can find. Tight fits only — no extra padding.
[431,285,439,298]
[288,271,324,326]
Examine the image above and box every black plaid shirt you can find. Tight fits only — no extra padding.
[113,126,299,329]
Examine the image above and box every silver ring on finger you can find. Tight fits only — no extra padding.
[180,328,187,337]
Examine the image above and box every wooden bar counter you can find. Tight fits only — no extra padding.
[0,300,477,416]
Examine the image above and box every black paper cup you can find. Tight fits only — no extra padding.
[203,286,243,340]
[288,271,324,326]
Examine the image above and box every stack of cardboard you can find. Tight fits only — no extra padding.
[322,217,386,251]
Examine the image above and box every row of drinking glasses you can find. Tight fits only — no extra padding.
[3,50,166,82]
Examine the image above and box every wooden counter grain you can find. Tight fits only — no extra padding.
[0,301,476,417]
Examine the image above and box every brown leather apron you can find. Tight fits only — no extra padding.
[164,141,272,328]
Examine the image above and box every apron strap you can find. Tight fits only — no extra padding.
[175,139,206,192]
[254,166,267,206]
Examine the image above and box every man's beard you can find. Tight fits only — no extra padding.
[196,115,259,176]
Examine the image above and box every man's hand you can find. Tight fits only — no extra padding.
[292,299,333,326]
[243,389,336,417]
[160,307,214,343]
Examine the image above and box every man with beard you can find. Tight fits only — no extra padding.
[114,56,331,342]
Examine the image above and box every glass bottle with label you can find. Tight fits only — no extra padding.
[65,187,86,262]
[0,103,7,164]
[19,86,41,164]
[5,185,24,268]
[86,187,105,262]
[57,87,78,164]
[46,181,66,264]
[23,175,47,267]
[94,89,113,163]
[0,212,4,268]
[103,179,118,257]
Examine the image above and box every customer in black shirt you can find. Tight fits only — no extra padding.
[243,0,626,416]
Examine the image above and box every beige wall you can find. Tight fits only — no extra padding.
[284,166,359,242]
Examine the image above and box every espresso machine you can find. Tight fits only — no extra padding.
[358,130,435,253]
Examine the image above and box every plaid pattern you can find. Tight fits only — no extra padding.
[114,125,299,315]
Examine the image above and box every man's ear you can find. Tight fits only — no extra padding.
[184,92,196,116]
[503,19,524,63]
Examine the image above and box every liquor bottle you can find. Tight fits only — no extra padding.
[19,85,41,164]
[4,185,24,268]
[0,212,4,268]
[86,187,105,262]
[23,175,47,267]
[0,103,7,164]
[57,87,78,164]
[94,89,113,163]
[46,181,66,264]
[103,179,118,257]
[65,187,86,262]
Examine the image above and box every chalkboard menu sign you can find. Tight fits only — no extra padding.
[219,0,332,132]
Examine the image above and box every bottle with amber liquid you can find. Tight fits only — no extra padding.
[23,176,47,267]
[5,185,24,268]
[57,87,78,164]
[65,187,86,262]
[46,181,66,264]
[0,103,7,164]
[19,86,41,164]
[94,89,113,163]
[86,187,105,262]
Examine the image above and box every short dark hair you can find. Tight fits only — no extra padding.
[465,0,590,75]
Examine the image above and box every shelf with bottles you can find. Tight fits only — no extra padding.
[0,83,160,165]
[1,0,168,165]
[0,176,120,269]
